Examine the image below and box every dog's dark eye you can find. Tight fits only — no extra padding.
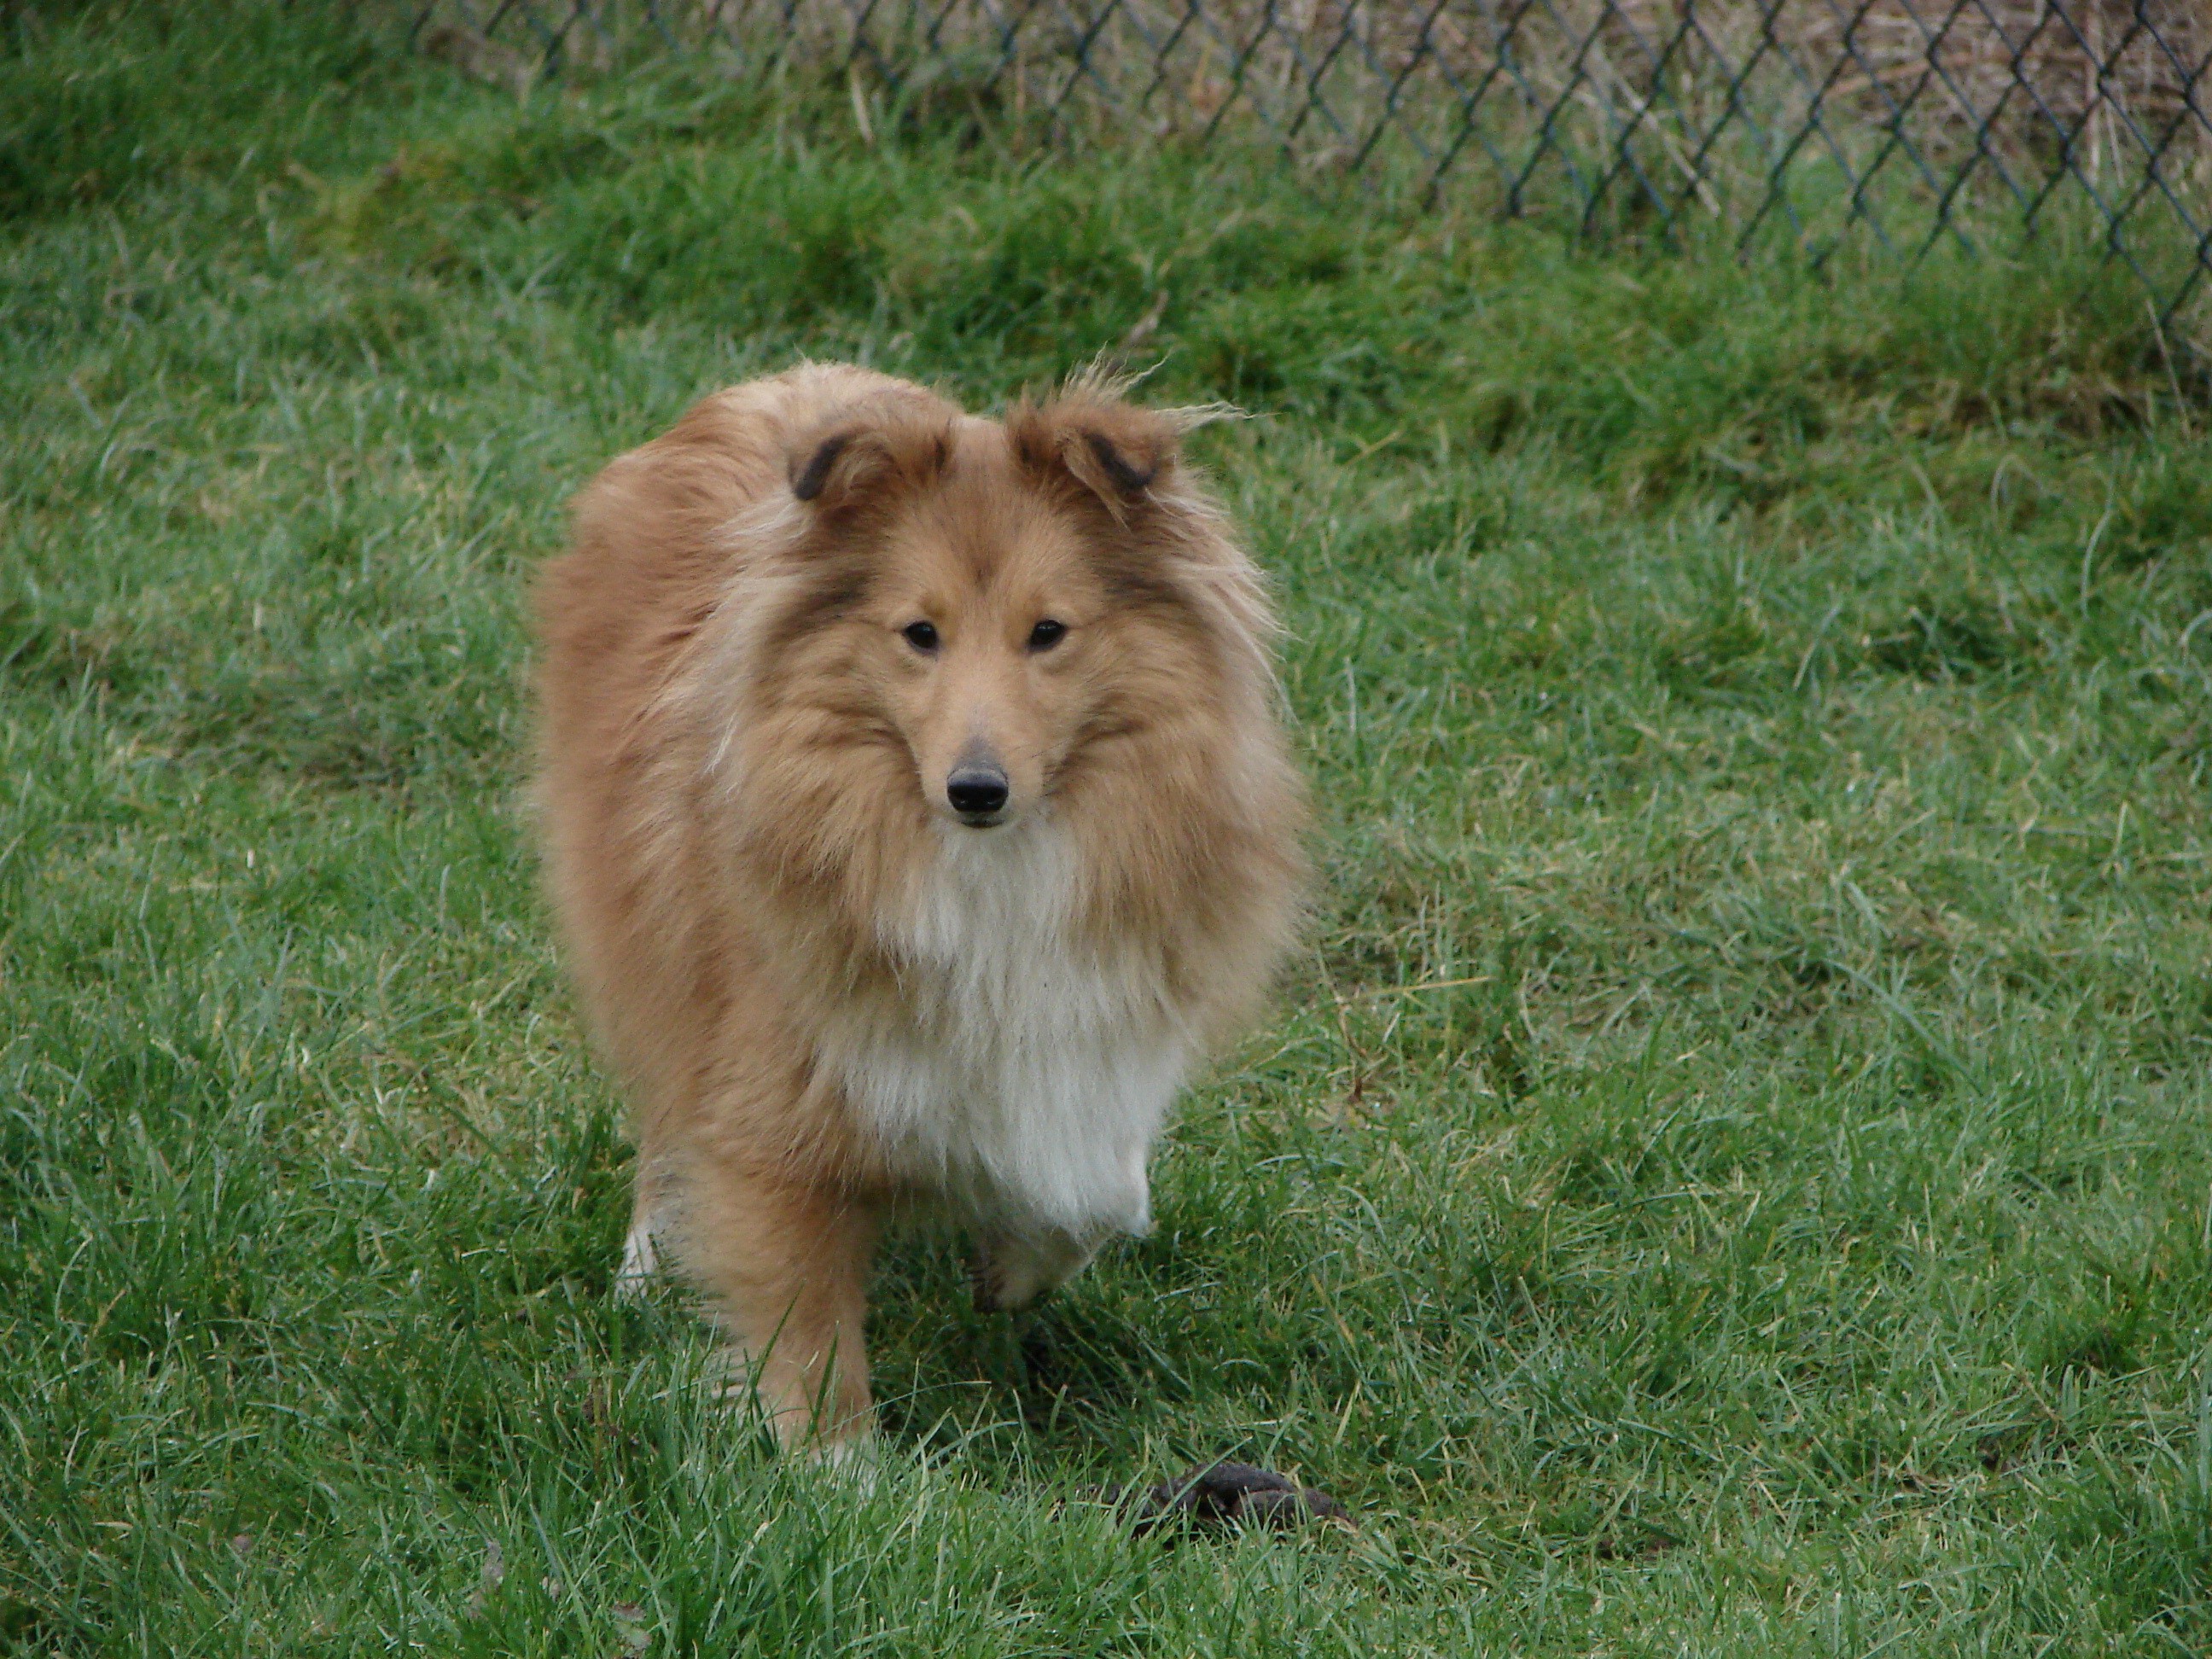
[1027,620,1067,652]
[901,621,940,653]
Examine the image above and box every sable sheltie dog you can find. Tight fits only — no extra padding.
[533,364,1307,1452]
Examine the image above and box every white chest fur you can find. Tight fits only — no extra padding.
[824,824,1186,1241]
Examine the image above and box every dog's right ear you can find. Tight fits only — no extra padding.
[788,402,953,514]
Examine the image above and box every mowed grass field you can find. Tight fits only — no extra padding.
[7,7,2212,1653]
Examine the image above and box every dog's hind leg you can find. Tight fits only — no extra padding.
[615,1157,672,1301]
[615,1214,661,1298]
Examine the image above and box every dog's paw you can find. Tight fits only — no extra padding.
[1096,1461,1346,1536]
[613,1222,661,1301]
[970,1230,1097,1313]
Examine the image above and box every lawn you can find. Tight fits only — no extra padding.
[5,6,2212,1654]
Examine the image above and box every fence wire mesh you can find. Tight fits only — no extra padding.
[414,1,2212,324]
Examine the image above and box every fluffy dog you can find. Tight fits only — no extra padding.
[533,364,1307,1451]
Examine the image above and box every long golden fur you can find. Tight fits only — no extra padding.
[533,364,1307,1448]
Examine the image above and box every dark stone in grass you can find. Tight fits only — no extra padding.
[1086,1461,1346,1537]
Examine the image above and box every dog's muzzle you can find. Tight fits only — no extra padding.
[946,763,1010,826]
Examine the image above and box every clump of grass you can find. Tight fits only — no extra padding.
[4,5,2211,1653]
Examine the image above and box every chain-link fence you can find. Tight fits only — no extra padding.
[414,1,2212,323]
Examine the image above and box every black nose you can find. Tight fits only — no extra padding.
[946,765,1010,819]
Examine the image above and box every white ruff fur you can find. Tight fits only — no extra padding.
[825,820,1186,1243]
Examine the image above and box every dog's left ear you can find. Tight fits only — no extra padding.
[1010,391,1189,519]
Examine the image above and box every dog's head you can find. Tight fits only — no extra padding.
[748,376,1266,846]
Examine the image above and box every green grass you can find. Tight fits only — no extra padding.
[7,5,2212,1653]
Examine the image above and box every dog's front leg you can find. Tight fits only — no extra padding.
[971,1226,1099,1313]
[684,1165,880,1450]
